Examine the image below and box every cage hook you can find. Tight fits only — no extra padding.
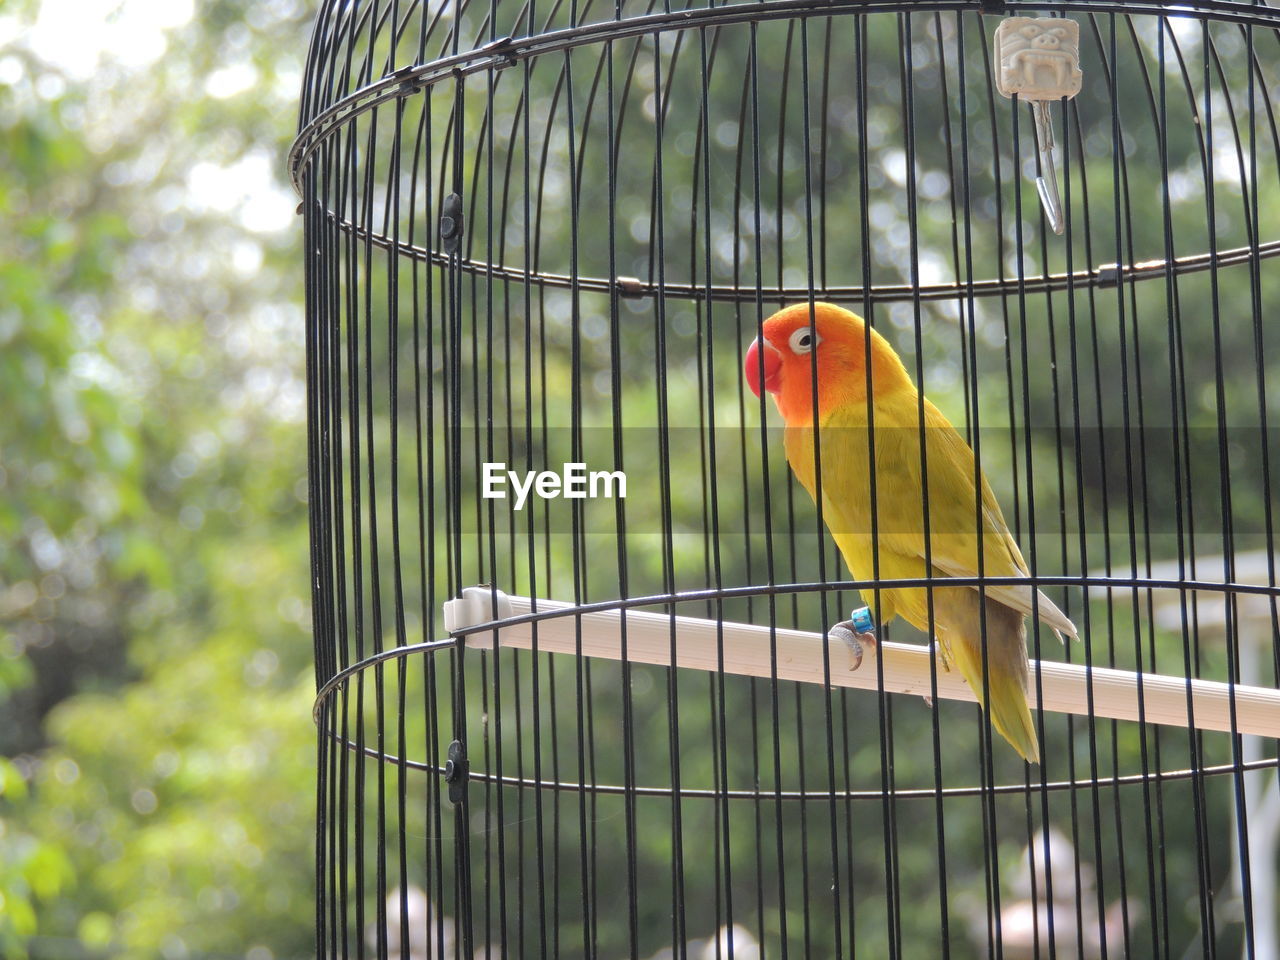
[994,17,1082,236]
[440,192,464,254]
[481,34,519,68]
[444,739,469,805]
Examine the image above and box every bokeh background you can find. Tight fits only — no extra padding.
[1,1,317,956]
[2,0,1278,958]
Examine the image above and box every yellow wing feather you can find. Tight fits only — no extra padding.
[783,388,1075,763]
[785,396,1076,641]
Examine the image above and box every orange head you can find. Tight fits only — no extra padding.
[744,302,911,424]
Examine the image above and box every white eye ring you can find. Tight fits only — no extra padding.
[789,327,819,355]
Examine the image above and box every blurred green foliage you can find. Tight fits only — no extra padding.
[0,0,317,955]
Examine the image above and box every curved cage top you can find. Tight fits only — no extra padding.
[292,0,1280,306]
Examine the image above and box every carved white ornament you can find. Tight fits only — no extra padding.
[995,17,1083,101]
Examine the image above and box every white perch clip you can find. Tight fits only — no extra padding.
[995,17,1083,235]
[445,587,1280,739]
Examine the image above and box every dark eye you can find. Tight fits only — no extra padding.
[789,328,818,354]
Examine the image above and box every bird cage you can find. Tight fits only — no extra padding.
[291,1,1280,956]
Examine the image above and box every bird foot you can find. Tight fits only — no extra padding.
[830,624,878,670]
[830,607,877,671]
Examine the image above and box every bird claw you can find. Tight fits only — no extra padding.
[830,619,877,671]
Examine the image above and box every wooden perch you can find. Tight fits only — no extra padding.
[444,587,1280,739]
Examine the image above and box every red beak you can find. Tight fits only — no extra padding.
[745,337,783,398]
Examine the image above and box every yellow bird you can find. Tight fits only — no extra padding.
[744,302,1077,763]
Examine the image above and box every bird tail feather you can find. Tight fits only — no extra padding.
[983,669,1040,765]
[948,600,1040,764]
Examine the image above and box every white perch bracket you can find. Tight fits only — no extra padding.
[444,587,1280,739]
